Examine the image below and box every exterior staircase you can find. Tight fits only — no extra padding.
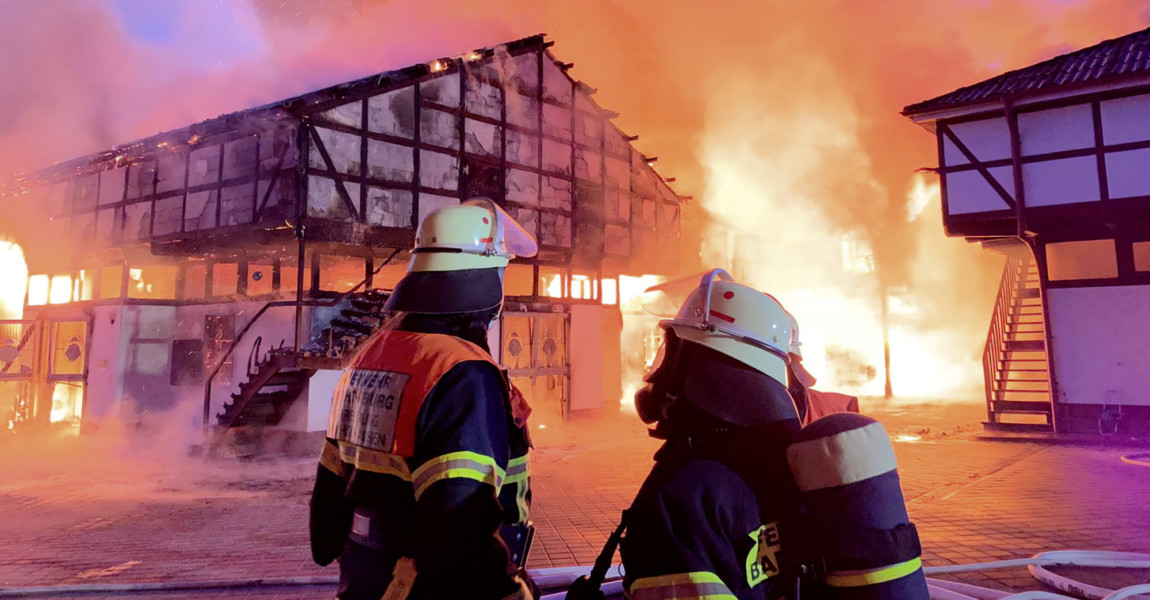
[214,289,390,430]
[983,256,1054,432]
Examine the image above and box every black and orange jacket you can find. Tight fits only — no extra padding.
[309,327,530,599]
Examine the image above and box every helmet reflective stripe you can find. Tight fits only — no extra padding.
[410,197,538,273]
[659,269,792,385]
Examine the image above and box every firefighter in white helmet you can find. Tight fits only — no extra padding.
[310,198,538,600]
[617,270,805,599]
[785,312,859,426]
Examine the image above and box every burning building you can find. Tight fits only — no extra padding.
[903,26,1150,434]
[0,35,683,444]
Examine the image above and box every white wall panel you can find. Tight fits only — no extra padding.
[942,117,1010,166]
[306,370,342,432]
[1104,148,1150,199]
[1018,104,1094,155]
[1100,94,1150,145]
[1048,286,1150,406]
[945,167,1014,214]
[1021,156,1100,206]
[85,305,127,423]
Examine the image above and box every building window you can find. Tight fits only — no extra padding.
[539,266,566,299]
[203,315,234,385]
[601,277,619,305]
[99,265,123,299]
[570,272,597,300]
[841,234,875,274]
[181,264,207,300]
[247,261,274,296]
[319,255,366,293]
[212,263,239,297]
[72,269,94,302]
[49,275,72,304]
[27,275,49,306]
[170,339,204,386]
[280,256,314,296]
[504,264,534,296]
[127,265,178,300]
[1134,241,1150,272]
[1046,240,1118,281]
[373,261,408,291]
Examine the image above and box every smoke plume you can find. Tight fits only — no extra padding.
[1,0,1148,403]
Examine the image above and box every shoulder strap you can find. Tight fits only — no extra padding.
[566,459,661,600]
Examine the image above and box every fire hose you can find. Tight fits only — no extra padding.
[1,552,1148,598]
[529,551,1150,600]
[1120,452,1150,468]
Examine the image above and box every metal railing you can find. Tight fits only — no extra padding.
[202,248,401,436]
[982,256,1024,418]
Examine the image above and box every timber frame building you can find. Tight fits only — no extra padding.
[0,35,683,444]
[904,26,1150,434]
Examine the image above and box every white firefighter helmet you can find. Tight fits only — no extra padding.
[409,197,538,272]
[787,311,802,359]
[386,197,538,315]
[657,269,792,385]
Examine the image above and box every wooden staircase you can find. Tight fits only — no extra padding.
[215,290,390,430]
[983,256,1053,431]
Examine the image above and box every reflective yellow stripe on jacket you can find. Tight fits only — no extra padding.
[318,439,345,477]
[628,571,737,600]
[317,439,413,481]
[338,441,413,480]
[824,556,923,588]
[411,451,505,500]
[505,455,530,523]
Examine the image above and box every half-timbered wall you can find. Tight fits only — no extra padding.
[936,90,1150,223]
[302,48,681,276]
[17,118,301,263]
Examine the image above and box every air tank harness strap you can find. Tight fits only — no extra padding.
[821,522,924,588]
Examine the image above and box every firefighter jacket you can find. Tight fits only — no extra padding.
[620,438,793,600]
[308,327,531,600]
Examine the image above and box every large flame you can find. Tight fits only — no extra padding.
[618,275,663,410]
[0,240,28,319]
[0,1,1144,408]
[698,89,983,398]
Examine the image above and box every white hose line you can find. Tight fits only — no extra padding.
[925,555,1150,575]
[1104,585,1150,600]
[1120,453,1150,468]
[539,580,624,600]
[930,584,993,600]
[1028,551,1150,600]
[1002,588,1081,593]
[928,577,1012,599]
[927,559,1057,574]
[530,565,623,589]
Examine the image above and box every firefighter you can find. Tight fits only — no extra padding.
[622,269,804,600]
[785,313,859,426]
[309,197,537,600]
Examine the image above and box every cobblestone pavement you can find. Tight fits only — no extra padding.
[1,400,1148,599]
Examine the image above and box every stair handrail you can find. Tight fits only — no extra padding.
[983,256,1022,420]
[247,336,264,378]
[203,248,403,437]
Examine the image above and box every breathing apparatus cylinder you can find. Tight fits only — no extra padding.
[786,413,930,599]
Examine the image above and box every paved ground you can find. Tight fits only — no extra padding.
[1,398,1149,599]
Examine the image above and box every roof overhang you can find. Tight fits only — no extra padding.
[904,73,1150,129]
